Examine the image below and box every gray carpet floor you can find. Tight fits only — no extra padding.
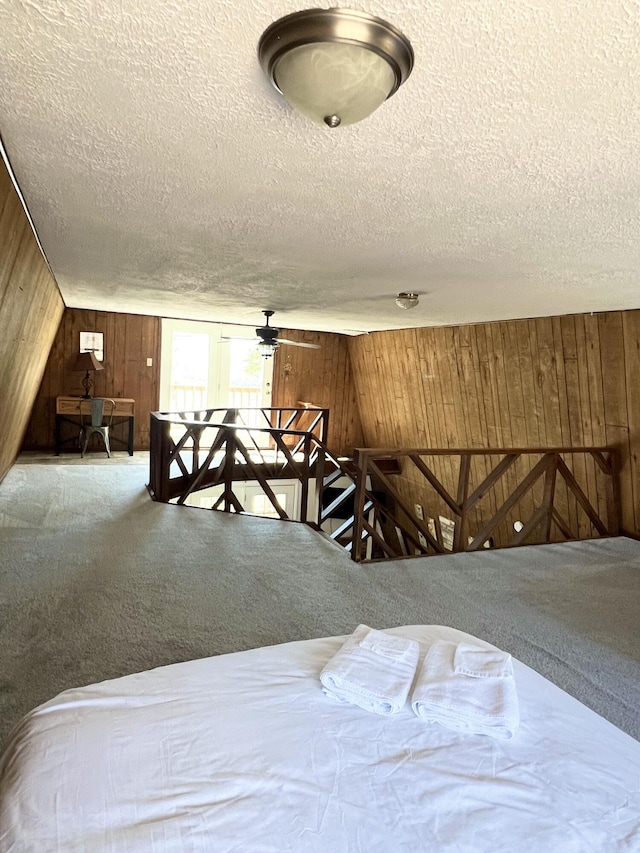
[1,458,639,747]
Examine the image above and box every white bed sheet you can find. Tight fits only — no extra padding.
[1,625,639,853]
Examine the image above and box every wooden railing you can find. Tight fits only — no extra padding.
[148,407,330,520]
[169,385,207,412]
[349,447,620,562]
[149,414,621,563]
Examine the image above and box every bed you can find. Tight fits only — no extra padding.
[1,625,639,852]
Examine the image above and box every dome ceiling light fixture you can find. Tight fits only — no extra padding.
[395,292,419,309]
[258,8,414,128]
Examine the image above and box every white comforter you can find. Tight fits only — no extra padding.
[1,625,639,852]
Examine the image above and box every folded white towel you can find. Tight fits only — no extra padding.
[411,640,519,739]
[320,625,420,716]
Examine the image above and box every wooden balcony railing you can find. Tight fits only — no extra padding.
[149,411,621,564]
[148,407,330,521]
[349,447,620,562]
[169,386,264,412]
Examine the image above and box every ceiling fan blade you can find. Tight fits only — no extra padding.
[279,338,321,350]
[220,335,257,342]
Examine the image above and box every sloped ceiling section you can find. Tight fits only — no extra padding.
[0,1,638,334]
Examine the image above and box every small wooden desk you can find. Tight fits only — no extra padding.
[55,397,135,456]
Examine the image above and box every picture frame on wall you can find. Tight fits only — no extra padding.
[79,331,103,361]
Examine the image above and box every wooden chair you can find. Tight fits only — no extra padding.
[80,398,116,458]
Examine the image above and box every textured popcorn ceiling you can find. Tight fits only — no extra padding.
[0,1,639,334]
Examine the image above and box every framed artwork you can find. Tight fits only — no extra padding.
[79,331,104,361]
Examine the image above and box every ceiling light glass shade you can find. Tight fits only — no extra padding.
[258,341,277,358]
[273,43,396,127]
[395,292,419,309]
[259,9,414,128]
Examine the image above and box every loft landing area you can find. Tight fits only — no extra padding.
[148,406,620,563]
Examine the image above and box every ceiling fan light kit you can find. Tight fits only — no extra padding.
[253,310,322,357]
[395,292,419,309]
[258,8,414,128]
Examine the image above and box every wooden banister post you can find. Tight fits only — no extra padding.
[148,414,172,503]
[604,448,621,535]
[352,450,368,562]
[452,453,471,552]
[223,427,235,513]
[300,433,311,522]
[314,440,326,528]
[542,453,558,541]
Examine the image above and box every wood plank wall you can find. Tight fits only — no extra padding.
[22,308,161,452]
[348,312,640,535]
[272,327,363,457]
[0,159,64,482]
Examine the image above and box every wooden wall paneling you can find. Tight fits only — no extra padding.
[375,332,397,446]
[573,315,595,534]
[0,158,64,479]
[520,320,541,444]
[349,309,640,540]
[393,329,418,446]
[535,318,563,444]
[123,313,143,446]
[445,325,472,525]
[387,332,404,446]
[559,315,588,536]
[101,311,117,395]
[123,313,142,401]
[413,329,438,449]
[391,330,410,444]
[41,312,66,445]
[468,324,501,531]
[622,310,640,532]
[582,314,608,528]
[110,311,127,397]
[321,332,339,447]
[550,316,577,533]
[550,317,572,444]
[323,333,339,441]
[339,336,361,451]
[598,312,633,531]
[485,322,514,522]
[0,183,27,291]
[272,327,363,457]
[524,320,545,445]
[501,321,536,525]
[346,338,365,436]
[65,311,85,391]
[500,321,527,445]
[453,325,483,536]
[573,314,606,536]
[442,325,468,479]
[397,329,429,517]
[533,317,568,534]
[140,314,161,443]
[427,328,452,447]
[473,324,498,446]
[428,327,457,502]
[21,308,162,453]
[456,325,481,446]
[0,229,56,373]
[66,309,93,395]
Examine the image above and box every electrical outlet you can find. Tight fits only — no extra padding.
[146,357,153,367]
[414,503,424,520]
[418,532,427,548]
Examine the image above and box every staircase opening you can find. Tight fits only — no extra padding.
[149,407,620,563]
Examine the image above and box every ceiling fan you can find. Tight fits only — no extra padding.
[222,310,321,358]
